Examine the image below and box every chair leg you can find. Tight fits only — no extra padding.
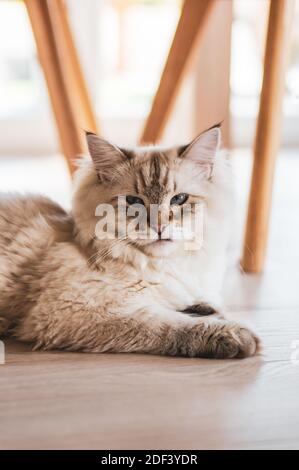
[25,0,97,174]
[193,0,232,148]
[140,0,215,144]
[241,0,294,273]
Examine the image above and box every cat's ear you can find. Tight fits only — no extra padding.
[179,124,221,179]
[85,132,127,181]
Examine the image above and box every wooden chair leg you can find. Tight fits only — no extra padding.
[241,0,294,273]
[193,0,232,148]
[140,0,216,144]
[25,0,97,174]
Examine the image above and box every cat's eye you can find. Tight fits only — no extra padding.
[170,193,189,206]
[126,195,145,206]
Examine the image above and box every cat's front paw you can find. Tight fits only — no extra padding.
[207,322,260,359]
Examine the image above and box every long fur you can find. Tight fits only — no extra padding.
[0,129,260,358]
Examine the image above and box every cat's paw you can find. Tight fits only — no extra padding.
[183,302,220,317]
[207,321,260,359]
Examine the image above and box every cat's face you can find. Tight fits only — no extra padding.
[84,126,220,258]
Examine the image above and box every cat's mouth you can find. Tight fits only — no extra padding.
[154,238,173,243]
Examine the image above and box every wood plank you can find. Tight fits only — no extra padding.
[1,305,299,450]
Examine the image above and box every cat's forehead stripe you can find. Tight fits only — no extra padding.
[132,151,176,203]
[151,154,161,181]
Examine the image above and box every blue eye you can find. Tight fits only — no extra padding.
[126,195,145,206]
[170,193,189,205]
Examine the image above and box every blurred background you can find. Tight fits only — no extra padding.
[0,0,298,209]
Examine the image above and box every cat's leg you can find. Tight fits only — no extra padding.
[136,311,259,359]
[14,293,259,358]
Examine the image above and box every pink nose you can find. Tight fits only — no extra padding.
[152,225,165,237]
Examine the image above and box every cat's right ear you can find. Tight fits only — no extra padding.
[85,132,127,182]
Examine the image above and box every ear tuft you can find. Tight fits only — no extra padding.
[180,125,221,179]
[85,133,126,182]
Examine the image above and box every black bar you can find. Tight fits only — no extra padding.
[0,450,294,465]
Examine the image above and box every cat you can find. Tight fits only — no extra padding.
[0,125,260,358]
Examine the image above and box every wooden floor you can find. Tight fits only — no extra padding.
[0,150,299,450]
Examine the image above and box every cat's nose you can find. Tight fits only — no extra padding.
[152,224,165,238]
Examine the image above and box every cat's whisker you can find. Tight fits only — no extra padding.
[89,235,129,267]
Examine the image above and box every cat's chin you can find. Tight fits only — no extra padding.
[142,239,178,257]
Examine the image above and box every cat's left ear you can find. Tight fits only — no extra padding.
[179,124,221,179]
